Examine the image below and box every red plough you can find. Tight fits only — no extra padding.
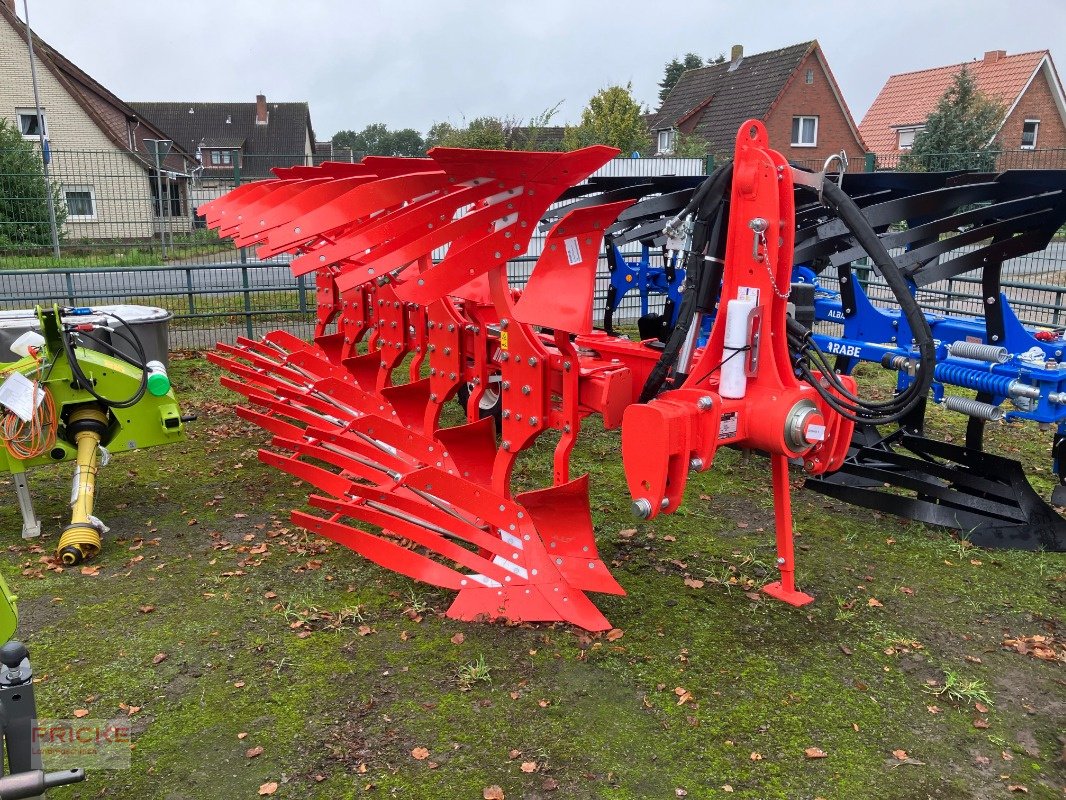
[199,121,859,630]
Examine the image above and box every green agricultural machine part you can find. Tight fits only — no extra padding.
[0,305,186,564]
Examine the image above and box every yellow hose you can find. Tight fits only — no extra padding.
[56,406,108,565]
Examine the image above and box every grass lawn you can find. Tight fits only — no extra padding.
[0,353,1062,799]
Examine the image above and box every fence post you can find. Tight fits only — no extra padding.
[241,264,253,338]
[704,154,714,175]
[297,274,307,313]
[1055,289,1063,327]
[234,151,248,265]
[864,152,876,173]
[64,270,76,306]
[945,278,954,313]
[185,266,196,315]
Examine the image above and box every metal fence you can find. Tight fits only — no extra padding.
[0,145,1064,350]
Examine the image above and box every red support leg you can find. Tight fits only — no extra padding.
[761,453,815,606]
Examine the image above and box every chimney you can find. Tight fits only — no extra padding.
[983,50,1007,63]
[255,94,268,126]
[730,44,744,62]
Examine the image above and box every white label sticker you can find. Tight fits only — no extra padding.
[737,286,760,304]
[805,423,826,442]
[564,236,582,266]
[718,411,738,440]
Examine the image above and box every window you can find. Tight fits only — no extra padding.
[805,68,814,84]
[210,150,221,165]
[64,186,96,220]
[791,116,818,147]
[15,108,46,138]
[208,149,233,166]
[897,127,922,150]
[657,129,676,155]
[1021,119,1039,149]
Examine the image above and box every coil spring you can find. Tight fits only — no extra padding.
[944,395,1004,421]
[947,341,1009,364]
[934,363,1019,396]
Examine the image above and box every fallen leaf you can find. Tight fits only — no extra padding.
[750,752,763,761]
[975,701,989,714]
[618,529,637,539]
[138,605,155,614]
[804,747,827,759]
[483,786,505,800]
[606,628,624,642]
[537,699,550,708]
[264,591,277,599]
[411,747,429,760]
[973,718,990,729]
[237,732,248,740]
[73,709,89,718]
[520,761,537,773]
[927,705,941,714]
[1007,786,1028,794]
[233,681,246,689]
[508,749,521,760]
[152,652,167,665]
[450,633,465,645]
[867,597,883,608]
[892,750,909,761]
[357,625,374,636]
[246,746,264,758]
[675,790,688,798]
[683,577,705,589]
[722,786,734,793]
[80,566,100,576]
[541,777,559,791]
[258,782,278,796]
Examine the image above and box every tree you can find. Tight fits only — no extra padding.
[331,124,426,157]
[899,68,1005,172]
[562,84,649,155]
[657,52,725,104]
[0,117,65,248]
[672,130,709,158]
[425,105,563,151]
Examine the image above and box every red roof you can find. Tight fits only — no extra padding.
[859,50,1048,156]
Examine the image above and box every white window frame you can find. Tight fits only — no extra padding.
[656,128,676,155]
[64,185,97,221]
[1021,119,1039,149]
[897,126,923,150]
[15,108,46,139]
[805,68,814,84]
[791,116,818,147]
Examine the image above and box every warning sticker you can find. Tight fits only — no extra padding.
[564,236,582,266]
[718,411,738,440]
[500,331,509,351]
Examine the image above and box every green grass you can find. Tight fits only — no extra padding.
[0,354,1061,799]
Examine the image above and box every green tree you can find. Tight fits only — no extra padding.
[899,67,1005,172]
[426,106,563,151]
[562,84,649,155]
[0,117,65,248]
[672,130,709,158]
[331,124,425,157]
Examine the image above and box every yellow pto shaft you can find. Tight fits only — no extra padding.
[56,406,109,565]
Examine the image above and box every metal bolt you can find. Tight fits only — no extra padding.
[521,385,531,395]
[501,440,511,451]
[448,324,456,332]
[690,457,703,471]
[429,393,438,401]
[529,417,538,426]
[697,396,713,411]
[502,381,511,390]
[502,410,511,419]
[501,319,509,329]
[528,357,537,367]
[631,498,652,519]
[660,498,670,509]
[563,361,571,371]
[449,372,457,380]
[776,557,786,565]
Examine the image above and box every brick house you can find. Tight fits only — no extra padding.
[0,0,195,241]
[859,49,1066,167]
[130,96,316,215]
[648,41,866,167]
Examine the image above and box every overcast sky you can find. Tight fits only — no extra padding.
[17,0,1066,140]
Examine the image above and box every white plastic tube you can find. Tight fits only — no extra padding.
[719,298,755,399]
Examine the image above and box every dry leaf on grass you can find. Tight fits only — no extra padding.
[483,786,505,800]
[411,747,429,760]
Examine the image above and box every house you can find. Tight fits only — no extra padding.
[648,41,866,166]
[130,96,316,214]
[859,49,1066,167]
[0,0,195,241]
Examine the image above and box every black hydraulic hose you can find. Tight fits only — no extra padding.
[638,164,733,403]
[803,181,936,424]
[62,311,149,409]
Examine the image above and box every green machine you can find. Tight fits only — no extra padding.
[1,305,187,564]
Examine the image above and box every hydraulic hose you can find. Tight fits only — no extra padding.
[62,310,149,409]
[639,163,733,402]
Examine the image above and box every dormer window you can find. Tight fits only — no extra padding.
[1021,119,1039,149]
[657,128,676,155]
[209,150,233,166]
[897,126,923,150]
